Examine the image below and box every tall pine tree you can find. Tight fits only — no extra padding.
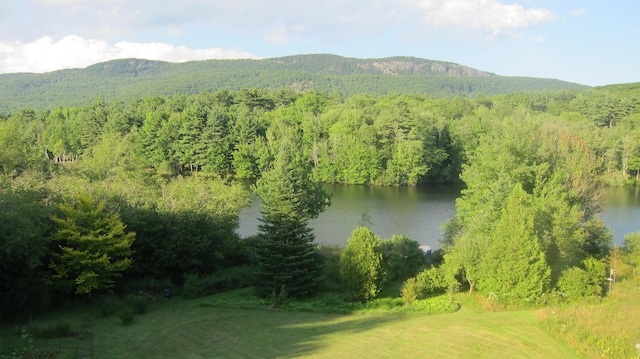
[252,132,330,299]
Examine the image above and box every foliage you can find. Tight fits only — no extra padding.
[443,114,614,303]
[252,135,330,299]
[49,192,135,295]
[380,234,426,283]
[1,84,640,318]
[477,184,551,303]
[0,174,52,319]
[400,277,419,304]
[28,321,78,339]
[557,267,597,299]
[182,267,252,298]
[119,308,135,325]
[622,231,640,278]
[129,296,148,315]
[538,281,640,359]
[316,245,343,291]
[414,267,449,297]
[339,227,385,302]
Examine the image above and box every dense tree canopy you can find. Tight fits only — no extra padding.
[0,84,638,316]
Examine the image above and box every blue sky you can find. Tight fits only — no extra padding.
[0,0,638,86]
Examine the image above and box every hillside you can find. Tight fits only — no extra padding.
[0,54,588,113]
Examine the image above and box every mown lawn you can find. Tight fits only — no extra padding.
[1,291,582,359]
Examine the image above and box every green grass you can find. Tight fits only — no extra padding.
[0,291,582,359]
[537,281,640,359]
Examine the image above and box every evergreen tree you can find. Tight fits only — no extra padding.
[252,134,330,299]
[49,192,135,296]
[478,184,551,303]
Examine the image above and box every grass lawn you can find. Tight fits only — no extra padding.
[1,291,582,359]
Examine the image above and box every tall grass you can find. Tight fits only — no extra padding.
[537,281,640,358]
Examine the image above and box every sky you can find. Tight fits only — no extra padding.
[0,0,638,86]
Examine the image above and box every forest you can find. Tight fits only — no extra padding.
[0,55,588,113]
[1,84,640,323]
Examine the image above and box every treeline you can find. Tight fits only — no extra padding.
[0,55,588,113]
[2,87,639,186]
[1,86,640,319]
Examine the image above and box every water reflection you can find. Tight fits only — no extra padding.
[598,186,640,245]
[238,184,640,248]
[238,184,462,249]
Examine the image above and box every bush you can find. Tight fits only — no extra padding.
[558,257,608,300]
[29,320,77,339]
[401,277,419,304]
[366,297,405,311]
[99,297,122,317]
[129,296,148,314]
[583,257,607,296]
[123,277,174,298]
[380,235,426,283]
[415,267,448,297]
[340,227,385,302]
[183,267,252,298]
[119,308,134,325]
[316,245,343,291]
[557,267,592,299]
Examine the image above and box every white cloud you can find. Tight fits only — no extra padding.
[531,36,545,43]
[410,0,557,33]
[0,35,259,74]
[570,9,586,17]
[264,24,305,43]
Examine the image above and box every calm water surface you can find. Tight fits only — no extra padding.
[238,184,640,248]
[598,186,640,245]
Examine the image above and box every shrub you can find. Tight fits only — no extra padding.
[366,297,405,311]
[29,320,77,339]
[401,277,419,304]
[340,227,385,302]
[99,296,123,317]
[123,277,174,297]
[129,296,148,314]
[183,267,252,298]
[119,308,134,325]
[558,258,607,300]
[316,245,343,291]
[557,267,592,299]
[380,235,426,283]
[415,267,448,297]
[583,257,607,296]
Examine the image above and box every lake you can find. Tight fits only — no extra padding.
[238,184,640,249]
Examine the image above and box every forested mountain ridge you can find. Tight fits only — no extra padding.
[0,54,588,113]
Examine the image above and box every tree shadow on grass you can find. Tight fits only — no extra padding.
[197,308,406,358]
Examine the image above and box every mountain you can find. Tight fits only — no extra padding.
[0,54,589,113]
